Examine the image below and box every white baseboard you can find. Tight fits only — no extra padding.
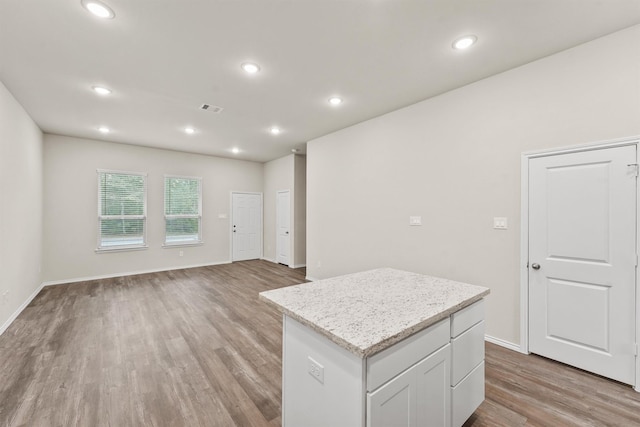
[42,261,232,287]
[305,276,319,282]
[485,334,526,354]
[261,258,306,269]
[0,282,45,336]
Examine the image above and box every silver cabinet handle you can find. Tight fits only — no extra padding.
[531,263,540,270]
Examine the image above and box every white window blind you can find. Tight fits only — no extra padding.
[97,170,147,250]
[164,175,202,245]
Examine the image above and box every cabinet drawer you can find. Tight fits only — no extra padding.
[451,361,485,427]
[451,321,484,386]
[451,299,484,338]
[367,318,450,392]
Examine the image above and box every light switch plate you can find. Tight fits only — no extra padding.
[493,217,508,230]
[409,216,422,226]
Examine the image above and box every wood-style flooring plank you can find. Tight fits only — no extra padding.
[1,260,640,426]
[0,261,305,427]
[465,342,640,427]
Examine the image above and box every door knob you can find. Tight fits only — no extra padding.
[531,263,540,270]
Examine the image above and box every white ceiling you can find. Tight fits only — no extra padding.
[1,1,639,162]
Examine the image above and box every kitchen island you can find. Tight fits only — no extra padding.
[260,268,490,427]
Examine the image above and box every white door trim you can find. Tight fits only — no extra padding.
[230,191,263,262]
[520,135,640,391]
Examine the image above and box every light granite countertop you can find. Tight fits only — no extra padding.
[259,268,490,358]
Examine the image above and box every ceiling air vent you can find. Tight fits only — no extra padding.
[200,104,224,113]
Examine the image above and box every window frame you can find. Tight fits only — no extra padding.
[163,174,203,247]
[96,169,148,252]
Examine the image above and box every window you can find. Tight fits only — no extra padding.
[164,175,202,245]
[97,170,147,251]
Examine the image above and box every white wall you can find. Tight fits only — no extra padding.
[0,81,43,333]
[263,155,295,263]
[263,154,307,267]
[42,134,263,283]
[293,155,307,267]
[306,25,640,345]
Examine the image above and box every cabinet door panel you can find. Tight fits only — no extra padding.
[416,344,450,427]
[367,366,416,427]
[367,344,451,427]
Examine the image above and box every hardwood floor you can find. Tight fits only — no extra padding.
[0,261,304,427]
[467,343,640,427]
[1,260,639,426]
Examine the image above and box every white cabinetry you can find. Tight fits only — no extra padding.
[262,269,489,427]
[282,299,485,427]
[367,318,451,427]
[368,344,450,427]
[451,300,485,427]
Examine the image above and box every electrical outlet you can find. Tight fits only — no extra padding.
[493,217,508,230]
[307,356,324,384]
[179,250,184,257]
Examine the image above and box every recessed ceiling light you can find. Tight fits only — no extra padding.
[231,147,240,154]
[92,85,111,96]
[328,97,343,106]
[241,62,260,74]
[81,0,115,19]
[98,126,110,134]
[452,35,477,50]
[270,127,281,135]
[184,127,195,134]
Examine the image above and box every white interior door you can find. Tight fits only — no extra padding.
[528,145,637,385]
[232,192,262,261]
[276,190,291,266]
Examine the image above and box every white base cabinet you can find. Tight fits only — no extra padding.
[282,299,485,427]
[368,344,450,427]
[450,301,485,427]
